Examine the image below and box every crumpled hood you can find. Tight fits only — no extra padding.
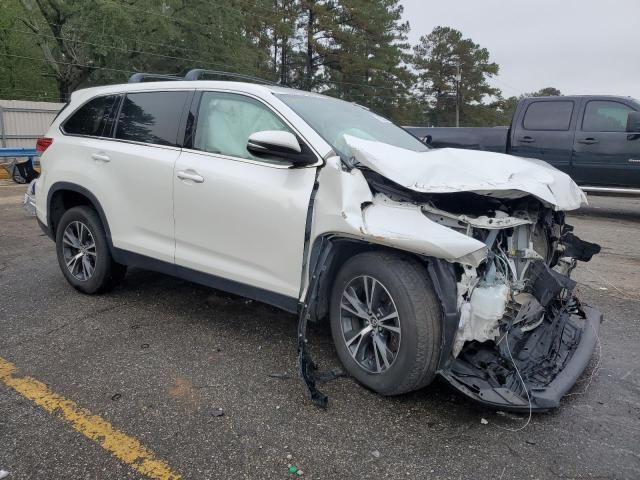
[344,135,587,211]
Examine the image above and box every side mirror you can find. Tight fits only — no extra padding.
[247,130,317,166]
[626,111,640,133]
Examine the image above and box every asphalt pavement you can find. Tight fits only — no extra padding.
[0,181,638,479]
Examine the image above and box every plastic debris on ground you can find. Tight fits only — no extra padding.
[210,408,224,417]
[0,470,9,479]
[481,418,489,425]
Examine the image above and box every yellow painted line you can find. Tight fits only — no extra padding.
[0,356,181,480]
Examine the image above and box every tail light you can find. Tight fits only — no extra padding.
[36,137,53,154]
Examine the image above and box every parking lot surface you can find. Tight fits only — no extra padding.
[1,182,639,479]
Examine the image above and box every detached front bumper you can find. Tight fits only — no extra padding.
[439,304,602,412]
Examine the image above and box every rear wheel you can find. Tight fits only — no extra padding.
[330,251,442,395]
[55,206,126,294]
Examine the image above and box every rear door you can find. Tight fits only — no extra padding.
[101,90,190,262]
[173,91,319,302]
[510,99,577,173]
[571,99,640,187]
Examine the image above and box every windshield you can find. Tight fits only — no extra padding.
[275,93,428,158]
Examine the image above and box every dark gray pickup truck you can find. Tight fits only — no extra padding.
[406,95,640,193]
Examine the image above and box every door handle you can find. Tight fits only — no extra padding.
[177,170,204,183]
[91,152,110,162]
[578,138,599,145]
[519,136,535,143]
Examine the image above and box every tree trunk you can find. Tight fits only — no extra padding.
[273,0,279,74]
[57,77,71,103]
[280,37,287,85]
[305,3,314,90]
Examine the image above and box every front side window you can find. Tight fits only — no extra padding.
[63,95,119,137]
[193,92,292,162]
[115,91,188,146]
[582,101,633,132]
[522,101,574,131]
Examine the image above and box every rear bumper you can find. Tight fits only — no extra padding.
[23,179,37,216]
[440,304,602,412]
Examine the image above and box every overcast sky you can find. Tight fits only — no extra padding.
[401,0,640,100]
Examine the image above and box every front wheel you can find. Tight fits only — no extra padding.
[329,251,442,396]
[55,206,126,294]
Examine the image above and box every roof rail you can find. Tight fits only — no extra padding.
[184,69,278,85]
[128,73,183,83]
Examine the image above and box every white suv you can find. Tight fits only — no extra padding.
[30,72,602,410]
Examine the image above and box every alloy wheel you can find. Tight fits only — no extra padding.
[339,275,401,374]
[62,221,97,281]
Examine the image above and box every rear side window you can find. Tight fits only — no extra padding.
[63,95,119,137]
[115,91,188,146]
[523,101,574,131]
[582,101,633,132]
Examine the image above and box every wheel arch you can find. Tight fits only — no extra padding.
[306,235,435,320]
[305,234,460,366]
[47,182,114,250]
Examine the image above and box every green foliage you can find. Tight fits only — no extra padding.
[529,87,562,97]
[0,0,57,100]
[318,0,418,123]
[0,2,560,128]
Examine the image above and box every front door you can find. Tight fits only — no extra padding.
[173,91,318,302]
[572,99,640,187]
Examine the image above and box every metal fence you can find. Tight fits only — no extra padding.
[0,99,65,149]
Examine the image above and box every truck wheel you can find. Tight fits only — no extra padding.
[329,251,442,395]
[55,206,126,294]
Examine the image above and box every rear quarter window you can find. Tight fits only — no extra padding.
[522,101,574,131]
[115,91,189,146]
[62,95,119,137]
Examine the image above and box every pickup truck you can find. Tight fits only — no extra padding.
[405,95,640,193]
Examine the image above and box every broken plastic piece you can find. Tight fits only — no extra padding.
[210,408,224,417]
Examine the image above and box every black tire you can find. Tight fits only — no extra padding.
[55,206,126,294]
[329,251,442,395]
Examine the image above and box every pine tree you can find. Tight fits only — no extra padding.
[413,26,499,126]
[317,0,416,122]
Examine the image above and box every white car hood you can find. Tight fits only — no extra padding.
[344,135,587,211]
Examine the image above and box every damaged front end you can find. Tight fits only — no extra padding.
[299,135,603,411]
[421,196,602,411]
